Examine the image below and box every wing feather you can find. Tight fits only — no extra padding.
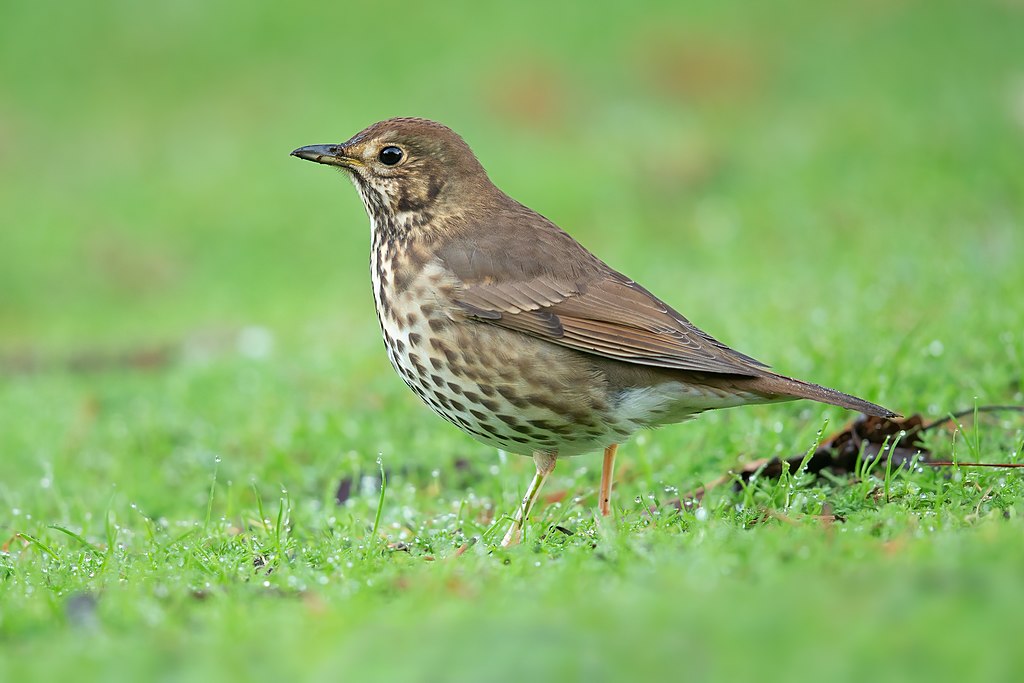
[451,271,767,375]
[437,202,769,376]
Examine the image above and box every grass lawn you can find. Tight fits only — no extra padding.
[2,1,1023,681]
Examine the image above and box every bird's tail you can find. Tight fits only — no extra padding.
[749,373,899,418]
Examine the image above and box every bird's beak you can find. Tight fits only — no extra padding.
[290,144,358,168]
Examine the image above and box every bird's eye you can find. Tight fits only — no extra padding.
[378,146,403,166]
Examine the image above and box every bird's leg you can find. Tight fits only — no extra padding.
[599,443,618,517]
[501,450,557,547]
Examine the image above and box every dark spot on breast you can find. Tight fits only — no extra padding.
[449,400,465,412]
[392,268,412,293]
[408,333,421,346]
[429,357,443,370]
[394,339,405,354]
[430,374,444,387]
[446,382,463,395]
[510,423,534,435]
[479,385,496,397]
[469,409,489,421]
[428,319,446,333]
[405,313,418,327]
[408,353,427,375]
[497,367,518,382]
[420,303,435,317]
[453,363,478,381]
[496,386,528,409]
[524,394,589,424]
[508,436,530,444]
[462,390,480,403]
[442,348,459,364]
[495,414,519,427]
[479,398,499,412]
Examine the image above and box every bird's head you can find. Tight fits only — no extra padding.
[292,118,492,238]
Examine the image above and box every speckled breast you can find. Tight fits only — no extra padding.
[369,240,632,457]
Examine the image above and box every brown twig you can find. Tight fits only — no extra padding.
[920,405,1024,432]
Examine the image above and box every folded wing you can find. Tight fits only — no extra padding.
[443,243,770,376]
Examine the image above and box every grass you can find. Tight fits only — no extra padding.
[2,1,1024,681]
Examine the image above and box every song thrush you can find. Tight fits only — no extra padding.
[291,118,895,546]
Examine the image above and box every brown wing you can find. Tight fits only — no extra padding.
[437,201,770,376]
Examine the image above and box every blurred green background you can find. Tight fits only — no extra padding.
[2,1,1024,681]
[4,0,1021,353]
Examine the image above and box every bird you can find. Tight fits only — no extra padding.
[291,117,896,547]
